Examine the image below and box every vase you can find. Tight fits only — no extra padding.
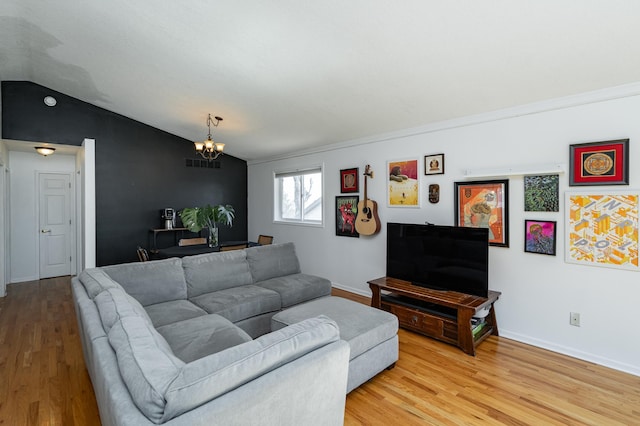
[208,227,219,247]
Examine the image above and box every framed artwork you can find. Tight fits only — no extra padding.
[388,159,420,207]
[335,195,359,237]
[524,174,559,212]
[424,153,445,175]
[340,168,359,193]
[524,220,557,255]
[569,139,629,186]
[566,191,638,270]
[455,179,509,247]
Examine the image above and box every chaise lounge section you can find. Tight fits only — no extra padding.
[272,296,399,393]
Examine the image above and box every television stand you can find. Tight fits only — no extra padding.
[368,277,501,356]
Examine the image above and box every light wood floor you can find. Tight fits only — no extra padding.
[0,277,100,425]
[1,278,638,425]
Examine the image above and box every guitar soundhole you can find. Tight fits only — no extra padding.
[362,207,372,219]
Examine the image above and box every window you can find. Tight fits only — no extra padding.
[274,166,323,225]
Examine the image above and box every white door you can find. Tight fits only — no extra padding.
[39,173,72,278]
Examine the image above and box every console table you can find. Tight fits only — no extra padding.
[368,276,500,356]
[149,227,190,251]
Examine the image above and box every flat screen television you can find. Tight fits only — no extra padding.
[386,222,489,297]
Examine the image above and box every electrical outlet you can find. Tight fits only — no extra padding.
[570,312,580,327]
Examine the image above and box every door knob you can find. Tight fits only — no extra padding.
[41,229,51,233]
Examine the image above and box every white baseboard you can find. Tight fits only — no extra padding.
[331,282,371,298]
[500,329,640,378]
[9,275,39,285]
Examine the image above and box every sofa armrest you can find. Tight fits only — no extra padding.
[164,339,350,426]
[162,315,345,422]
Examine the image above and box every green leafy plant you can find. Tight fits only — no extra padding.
[179,204,235,233]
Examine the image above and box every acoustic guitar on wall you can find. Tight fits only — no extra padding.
[355,165,382,236]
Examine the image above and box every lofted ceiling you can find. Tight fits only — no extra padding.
[2,1,640,161]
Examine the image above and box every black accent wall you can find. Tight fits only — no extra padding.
[2,81,248,266]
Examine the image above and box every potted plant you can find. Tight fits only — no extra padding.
[179,204,235,247]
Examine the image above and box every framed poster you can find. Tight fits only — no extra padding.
[569,139,629,186]
[455,179,509,247]
[566,191,638,270]
[335,195,359,237]
[524,174,559,212]
[340,167,359,193]
[524,220,557,255]
[388,159,420,207]
[424,153,445,175]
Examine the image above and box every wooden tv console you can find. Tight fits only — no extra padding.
[368,277,501,356]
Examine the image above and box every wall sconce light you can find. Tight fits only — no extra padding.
[35,147,56,157]
[194,114,225,161]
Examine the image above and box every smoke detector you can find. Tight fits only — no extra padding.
[44,96,57,107]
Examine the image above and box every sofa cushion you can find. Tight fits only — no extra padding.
[161,315,341,422]
[108,316,185,423]
[182,250,253,297]
[190,285,282,323]
[144,300,208,328]
[78,268,122,299]
[245,242,301,283]
[102,258,187,306]
[156,314,252,363]
[95,287,152,332]
[257,273,332,308]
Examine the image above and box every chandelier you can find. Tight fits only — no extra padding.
[194,114,225,161]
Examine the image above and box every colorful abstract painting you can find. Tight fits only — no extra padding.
[524,174,559,212]
[566,192,639,270]
[524,220,557,255]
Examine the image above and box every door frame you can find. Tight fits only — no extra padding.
[0,154,7,296]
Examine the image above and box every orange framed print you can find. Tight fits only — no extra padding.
[388,159,420,207]
[455,179,509,247]
[569,139,629,186]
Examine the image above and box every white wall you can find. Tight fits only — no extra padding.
[9,151,76,282]
[248,85,640,376]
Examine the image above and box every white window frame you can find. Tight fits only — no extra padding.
[273,165,324,226]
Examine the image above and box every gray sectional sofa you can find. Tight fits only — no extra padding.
[71,243,350,426]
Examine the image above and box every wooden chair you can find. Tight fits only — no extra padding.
[136,246,150,262]
[178,237,207,246]
[220,243,248,252]
[257,235,274,245]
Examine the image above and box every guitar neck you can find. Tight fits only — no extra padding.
[363,174,368,204]
[363,165,372,206]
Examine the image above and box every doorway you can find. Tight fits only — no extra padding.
[38,172,74,278]
[7,147,77,283]
[3,139,95,286]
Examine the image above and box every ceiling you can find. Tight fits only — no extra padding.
[2,1,640,161]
